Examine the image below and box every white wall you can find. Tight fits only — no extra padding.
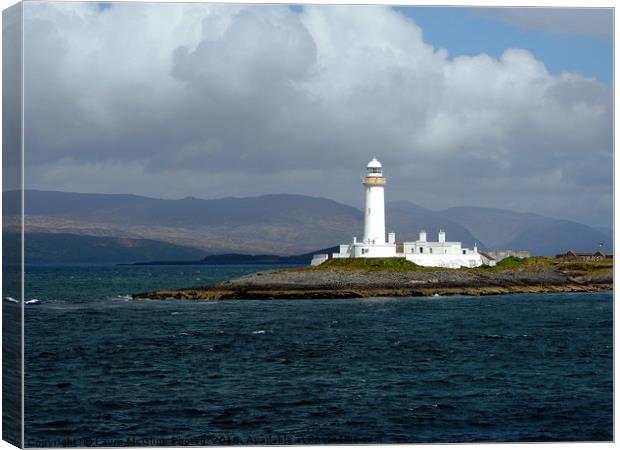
[327,239,482,267]
[352,243,397,258]
[405,253,483,268]
[331,242,397,258]
[310,254,329,266]
[363,185,386,244]
[402,241,465,255]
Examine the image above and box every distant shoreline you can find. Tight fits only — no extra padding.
[117,248,339,266]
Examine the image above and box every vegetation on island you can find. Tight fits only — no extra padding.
[301,257,438,272]
[298,255,612,276]
[483,255,613,276]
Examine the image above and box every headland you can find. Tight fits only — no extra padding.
[132,257,612,300]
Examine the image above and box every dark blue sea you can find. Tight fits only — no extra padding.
[19,265,612,445]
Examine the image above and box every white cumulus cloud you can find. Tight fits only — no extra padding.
[22,2,612,226]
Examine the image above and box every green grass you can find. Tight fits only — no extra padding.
[551,257,613,276]
[495,256,525,267]
[296,255,613,275]
[470,255,528,271]
[318,256,531,272]
[473,256,612,274]
[301,257,443,272]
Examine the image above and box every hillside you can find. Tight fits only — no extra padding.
[439,206,612,255]
[6,190,362,228]
[3,232,206,265]
[386,201,485,249]
[3,190,612,263]
[6,190,363,256]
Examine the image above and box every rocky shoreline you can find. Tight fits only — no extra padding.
[132,265,613,300]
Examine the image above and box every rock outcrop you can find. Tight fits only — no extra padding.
[132,262,612,300]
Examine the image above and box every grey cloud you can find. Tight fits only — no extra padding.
[3,3,23,191]
[21,3,612,227]
[473,7,613,38]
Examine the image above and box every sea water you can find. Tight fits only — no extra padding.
[18,265,612,445]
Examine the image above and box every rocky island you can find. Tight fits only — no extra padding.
[132,256,612,300]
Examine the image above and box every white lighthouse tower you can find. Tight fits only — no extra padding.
[310,158,485,267]
[363,158,386,244]
[343,158,397,258]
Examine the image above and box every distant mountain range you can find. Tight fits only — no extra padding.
[386,201,482,247]
[439,206,613,257]
[2,190,612,264]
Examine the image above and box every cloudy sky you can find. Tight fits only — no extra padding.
[22,2,613,227]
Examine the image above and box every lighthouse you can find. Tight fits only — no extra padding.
[310,158,486,268]
[363,158,386,244]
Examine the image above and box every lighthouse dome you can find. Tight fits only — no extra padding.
[366,158,383,177]
[367,158,382,168]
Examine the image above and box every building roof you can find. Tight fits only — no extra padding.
[478,251,496,261]
[556,251,607,257]
[367,158,382,168]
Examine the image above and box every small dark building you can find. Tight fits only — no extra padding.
[555,251,607,261]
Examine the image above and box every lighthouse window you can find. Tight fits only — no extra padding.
[369,168,382,174]
[420,247,423,253]
[462,250,466,255]
[430,248,433,254]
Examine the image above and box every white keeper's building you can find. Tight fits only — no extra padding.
[311,158,485,268]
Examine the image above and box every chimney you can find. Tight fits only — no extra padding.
[419,230,427,242]
[438,229,446,243]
